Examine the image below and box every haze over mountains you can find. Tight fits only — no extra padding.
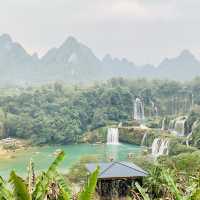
[0,33,200,85]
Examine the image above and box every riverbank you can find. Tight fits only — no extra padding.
[0,138,31,159]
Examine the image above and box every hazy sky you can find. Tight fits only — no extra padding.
[0,0,199,65]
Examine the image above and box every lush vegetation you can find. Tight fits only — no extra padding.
[0,77,200,144]
[1,150,200,200]
[0,77,200,199]
[0,151,99,200]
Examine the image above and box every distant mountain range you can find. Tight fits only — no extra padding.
[0,33,200,85]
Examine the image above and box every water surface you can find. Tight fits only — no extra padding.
[0,143,141,178]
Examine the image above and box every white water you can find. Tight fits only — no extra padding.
[134,97,145,121]
[174,119,186,136]
[161,118,166,130]
[152,138,169,158]
[118,122,122,127]
[168,119,175,131]
[186,120,199,147]
[141,133,147,146]
[151,101,158,117]
[186,132,193,147]
[107,128,119,145]
[140,124,148,130]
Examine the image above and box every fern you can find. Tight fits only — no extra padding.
[78,166,99,200]
[9,171,31,200]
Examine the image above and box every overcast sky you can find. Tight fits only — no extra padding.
[0,0,199,65]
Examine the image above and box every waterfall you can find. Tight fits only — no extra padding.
[152,138,169,158]
[174,118,186,136]
[186,120,199,147]
[140,124,148,129]
[118,122,122,127]
[151,101,158,117]
[186,132,192,147]
[107,128,119,145]
[154,106,158,117]
[141,132,147,146]
[168,119,175,131]
[161,117,166,130]
[192,120,199,131]
[134,97,145,121]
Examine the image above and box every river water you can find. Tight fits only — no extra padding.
[0,143,141,178]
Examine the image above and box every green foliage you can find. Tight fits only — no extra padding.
[135,182,150,200]
[162,170,182,200]
[78,167,99,200]
[169,141,197,156]
[119,128,159,147]
[56,172,71,200]
[0,78,199,144]
[0,151,99,200]
[82,127,107,143]
[143,164,175,199]
[171,151,200,174]
[0,176,13,200]
[32,151,65,200]
[68,155,98,183]
[9,171,31,200]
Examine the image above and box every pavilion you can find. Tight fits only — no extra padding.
[86,161,148,199]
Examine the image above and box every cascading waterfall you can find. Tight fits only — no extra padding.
[107,128,119,145]
[152,138,169,158]
[151,101,158,117]
[141,132,147,146]
[174,118,186,136]
[161,117,166,130]
[168,119,175,131]
[134,97,145,121]
[154,106,158,117]
[186,120,199,147]
[186,132,192,147]
[118,122,122,127]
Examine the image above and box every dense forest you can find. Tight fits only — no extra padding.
[0,77,200,144]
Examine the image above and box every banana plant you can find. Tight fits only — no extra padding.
[136,168,200,200]
[162,169,200,200]
[9,171,31,200]
[0,176,13,200]
[78,166,99,200]
[32,151,65,200]
[0,151,99,200]
[135,182,150,200]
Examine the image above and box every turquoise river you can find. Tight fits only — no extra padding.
[0,143,141,178]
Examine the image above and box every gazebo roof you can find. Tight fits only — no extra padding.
[86,161,148,179]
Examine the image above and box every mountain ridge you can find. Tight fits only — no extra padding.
[0,33,199,85]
